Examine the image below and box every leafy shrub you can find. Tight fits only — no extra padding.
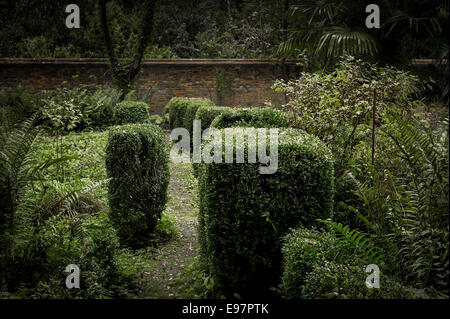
[149,114,164,126]
[105,123,169,246]
[279,227,418,299]
[89,86,122,127]
[24,212,136,298]
[198,128,334,297]
[194,105,277,175]
[165,97,214,130]
[272,56,423,226]
[113,101,149,125]
[278,227,351,299]
[40,86,122,132]
[210,107,289,129]
[301,261,414,299]
[40,87,91,132]
[0,87,40,124]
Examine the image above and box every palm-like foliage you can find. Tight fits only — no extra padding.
[275,0,448,69]
[275,1,378,61]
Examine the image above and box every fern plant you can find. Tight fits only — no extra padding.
[317,219,385,267]
[0,115,72,261]
[343,114,449,294]
[383,114,449,293]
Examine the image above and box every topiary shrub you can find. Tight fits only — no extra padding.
[105,123,169,246]
[164,97,214,130]
[113,101,149,125]
[210,107,289,129]
[198,128,334,297]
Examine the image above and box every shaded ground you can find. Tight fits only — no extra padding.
[135,162,201,298]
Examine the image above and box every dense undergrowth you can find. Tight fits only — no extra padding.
[0,55,448,299]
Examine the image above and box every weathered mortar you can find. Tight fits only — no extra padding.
[0,58,297,114]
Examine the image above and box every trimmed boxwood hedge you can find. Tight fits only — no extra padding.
[114,101,149,124]
[210,107,289,129]
[105,123,169,246]
[164,97,214,131]
[198,128,334,297]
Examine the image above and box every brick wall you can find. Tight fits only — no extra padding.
[0,58,297,114]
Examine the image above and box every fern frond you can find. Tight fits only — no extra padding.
[317,219,385,266]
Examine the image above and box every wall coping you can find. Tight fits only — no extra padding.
[0,58,298,66]
[1,58,443,67]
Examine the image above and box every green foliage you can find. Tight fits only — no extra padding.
[279,227,353,299]
[383,114,448,292]
[113,100,150,125]
[272,56,423,229]
[23,212,136,298]
[317,219,384,266]
[210,107,289,129]
[105,123,169,246]
[278,227,413,299]
[194,105,232,132]
[198,128,334,297]
[273,56,420,146]
[89,86,123,127]
[301,260,414,299]
[149,114,164,126]
[0,115,70,263]
[182,98,215,137]
[40,86,122,132]
[336,111,449,295]
[276,0,448,69]
[165,97,215,130]
[192,105,232,176]
[0,87,40,124]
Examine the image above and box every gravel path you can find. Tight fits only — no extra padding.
[136,162,200,298]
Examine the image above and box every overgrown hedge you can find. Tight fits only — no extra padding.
[114,101,150,125]
[105,123,169,246]
[198,128,334,297]
[210,107,289,129]
[164,97,214,131]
